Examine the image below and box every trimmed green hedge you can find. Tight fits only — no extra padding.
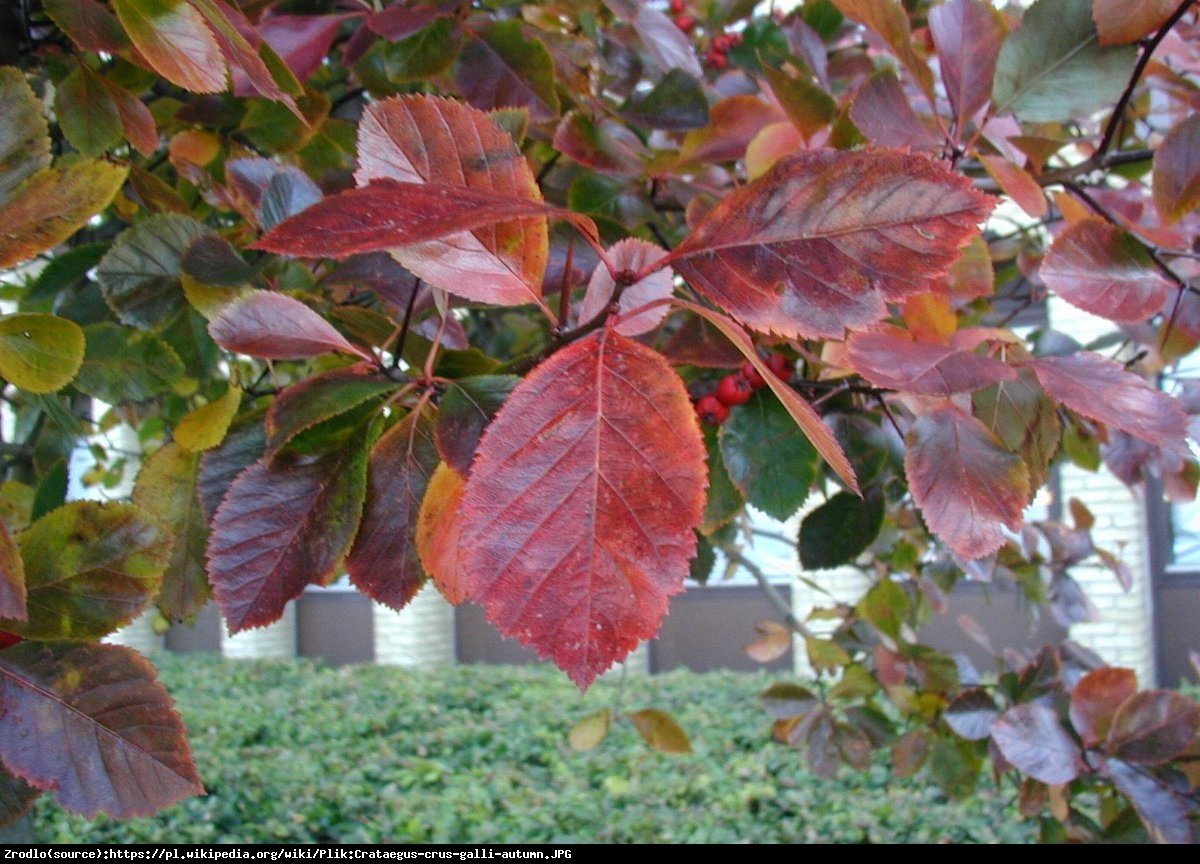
[35,654,1032,843]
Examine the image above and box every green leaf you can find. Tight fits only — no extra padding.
[31,460,68,522]
[456,20,560,119]
[0,67,51,202]
[973,367,1061,489]
[689,532,716,585]
[799,490,884,570]
[55,62,122,156]
[358,17,462,86]
[0,314,85,394]
[111,0,226,94]
[568,709,611,752]
[858,579,911,641]
[95,214,212,331]
[927,734,981,799]
[174,385,241,452]
[629,709,692,754]
[720,389,818,520]
[74,323,186,403]
[133,443,210,620]
[762,65,837,139]
[265,365,398,458]
[622,68,709,131]
[992,0,1136,122]
[25,242,106,307]
[701,425,743,535]
[2,501,170,640]
[806,636,851,673]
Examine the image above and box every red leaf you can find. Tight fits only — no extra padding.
[252,14,358,85]
[458,329,707,689]
[553,112,646,175]
[678,95,785,166]
[102,78,159,157]
[44,0,130,53]
[1092,0,1178,45]
[1040,217,1172,322]
[367,5,442,41]
[345,406,439,612]
[207,428,371,632]
[990,703,1083,785]
[192,0,301,115]
[1105,690,1200,765]
[979,155,1046,218]
[255,179,569,263]
[928,0,1005,130]
[846,328,1016,395]
[1153,114,1200,225]
[849,72,939,151]
[0,522,24,622]
[0,642,201,818]
[1030,353,1188,451]
[111,0,227,94]
[579,239,672,337]
[905,404,1030,559]
[1070,667,1138,747]
[208,291,372,361]
[674,300,859,493]
[352,95,551,310]
[668,149,993,339]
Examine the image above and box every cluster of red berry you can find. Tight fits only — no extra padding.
[668,1,742,71]
[695,354,793,426]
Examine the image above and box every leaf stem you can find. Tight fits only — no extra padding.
[387,280,422,370]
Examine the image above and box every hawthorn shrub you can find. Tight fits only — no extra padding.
[0,0,1198,845]
[34,657,1035,844]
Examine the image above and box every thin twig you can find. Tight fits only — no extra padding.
[388,280,422,370]
[721,545,816,640]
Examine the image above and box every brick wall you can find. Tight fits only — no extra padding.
[373,587,456,667]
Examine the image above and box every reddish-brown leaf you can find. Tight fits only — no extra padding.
[674,300,859,493]
[1106,690,1200,765]
[830,0,936,100]
[678,95,784,166]
[744,620,792,663]
[579,239,672,337]
[846,328,1016,395]
[990,703,1083,785]
[1153,114,1200,225]
[849,72,939,152]
[255,179,569,263]
[0,642,201,818]
[352,95,549,310]
[207,427,371,632]
[251,14,358,85]
[980,155,1046,218]
[553,112,646,176]
[112,0,227,94]
[264,364,397,458]
[367,5,442,41]
[1092,0,1178,45]
[905,404,1030,560]
[345,406,439,612]
[44,0,130,52]
[630,6,703,78]
[668,150,993,340]
[208,291,371,361]
[929,0,1005,130]
[0,764,39,829]
[416,463,469,606]
[0,522,24,622]
[189,0,301,115]
[1030,353,1188,451]
[1040,218,1172,322]
[102,78,159,157]
[1069,667,1138,747]
[944,687,1001,741]
[458,329,706,689]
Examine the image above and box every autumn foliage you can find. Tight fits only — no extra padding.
[0,0,1199,843]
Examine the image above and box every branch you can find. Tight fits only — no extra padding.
[720,545,816,640]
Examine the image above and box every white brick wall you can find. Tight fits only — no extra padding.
[221,605,295,659]
[373,586,455,667]
[107,613,163,654]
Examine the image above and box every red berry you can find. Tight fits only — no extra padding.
[741,360,767,389]
[696,394,730,425]
[670,0,686,12]
[765,352,793,379]
[712,34,733,52]
[715,373,753,406]
[706,51,728,70]
[674,14,696,32]
[0,631,22,650]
